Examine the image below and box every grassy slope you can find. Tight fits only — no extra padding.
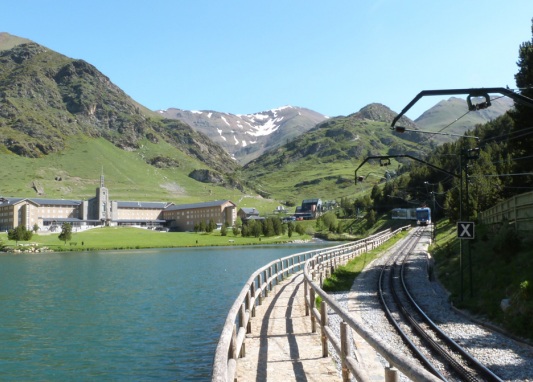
[0,130,405,215]
[0,135,282,211]
[0,136,211,201]
[0,32,31,51]
[244,119,418,203]
[2,135,336,216]
[431,220,533,341]
[319,216,532,341]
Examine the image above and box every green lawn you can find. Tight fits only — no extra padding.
[322,228,409,292]
[0,226,311,252]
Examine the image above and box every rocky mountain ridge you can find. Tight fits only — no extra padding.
[160,97,513,164]
[0,40,237,176]
[157,106,327,164]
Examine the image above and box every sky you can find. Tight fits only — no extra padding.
[2,1,532,119]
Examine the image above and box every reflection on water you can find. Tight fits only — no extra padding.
[0,242,334,381]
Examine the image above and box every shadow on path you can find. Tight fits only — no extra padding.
[255,275,307,382]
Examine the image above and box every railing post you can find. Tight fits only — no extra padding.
[304,278,309,316]
[258,273,264,305]
[385,364,399,382]
[263,270,269,297]
[250,282,256,317]
[340,321,350,382]
[245,290,252,333]
[231,324,238,361]
[239,303,246,357]
[290,257,294,276]
[320,301,328,357]
[310,288,316,333]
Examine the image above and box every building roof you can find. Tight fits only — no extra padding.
[165,200,235,211]
[0,197,77,207]
[246,216,265,221]
[116,201,172,209]
[239,207,259,215]
[41,218,100,223]
[31,198,82,206]
[113,219,167,223]
[0,197,24,207]
[302,199,321,204]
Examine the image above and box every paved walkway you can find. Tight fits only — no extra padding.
[235,273,341,382]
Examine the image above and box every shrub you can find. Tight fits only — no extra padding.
[505,280,533,338]
[295,223,305,236]
[492,224,521,262]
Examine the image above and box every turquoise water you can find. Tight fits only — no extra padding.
[0,243,332,381]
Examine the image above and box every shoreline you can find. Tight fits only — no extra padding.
[0,236,333,254]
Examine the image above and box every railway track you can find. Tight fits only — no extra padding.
[378,227,504,382]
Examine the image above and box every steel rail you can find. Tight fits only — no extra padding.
[377,228,447,380]
[400,252,504,382]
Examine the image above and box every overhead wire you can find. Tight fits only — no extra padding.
[416,94,512,146]
[480,126,533,145]
[414,109,472,147]
[470,172,533,178]
[489,154,533,166]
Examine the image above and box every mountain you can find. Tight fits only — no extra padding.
[157,106,328,164]
[0,32,31,51]
[414,96,514,143]
[0,35,240,201]
[241,103,424,203]
[0,32,515,207]
[159,95,512,165]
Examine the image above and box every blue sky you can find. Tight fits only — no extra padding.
[2,1,532,119]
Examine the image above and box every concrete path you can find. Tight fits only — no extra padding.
[235,273,341,382]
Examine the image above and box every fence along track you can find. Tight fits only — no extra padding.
[479,189,533,232]
[211,227,435,382]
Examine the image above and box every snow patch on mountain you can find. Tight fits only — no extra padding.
[156,105,328,163]
[221,116,231,126]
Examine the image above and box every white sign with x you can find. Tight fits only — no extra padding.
[457,221,475,239]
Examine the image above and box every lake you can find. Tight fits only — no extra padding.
[0,242,335,381]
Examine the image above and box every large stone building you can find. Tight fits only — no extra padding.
[162,200,237,231]
[0,176,236,232]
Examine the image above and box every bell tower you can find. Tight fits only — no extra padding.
[96,167,110,224]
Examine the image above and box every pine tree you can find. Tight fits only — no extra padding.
[509,19,533,188]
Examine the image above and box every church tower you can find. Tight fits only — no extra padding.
[96,168,110,224]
